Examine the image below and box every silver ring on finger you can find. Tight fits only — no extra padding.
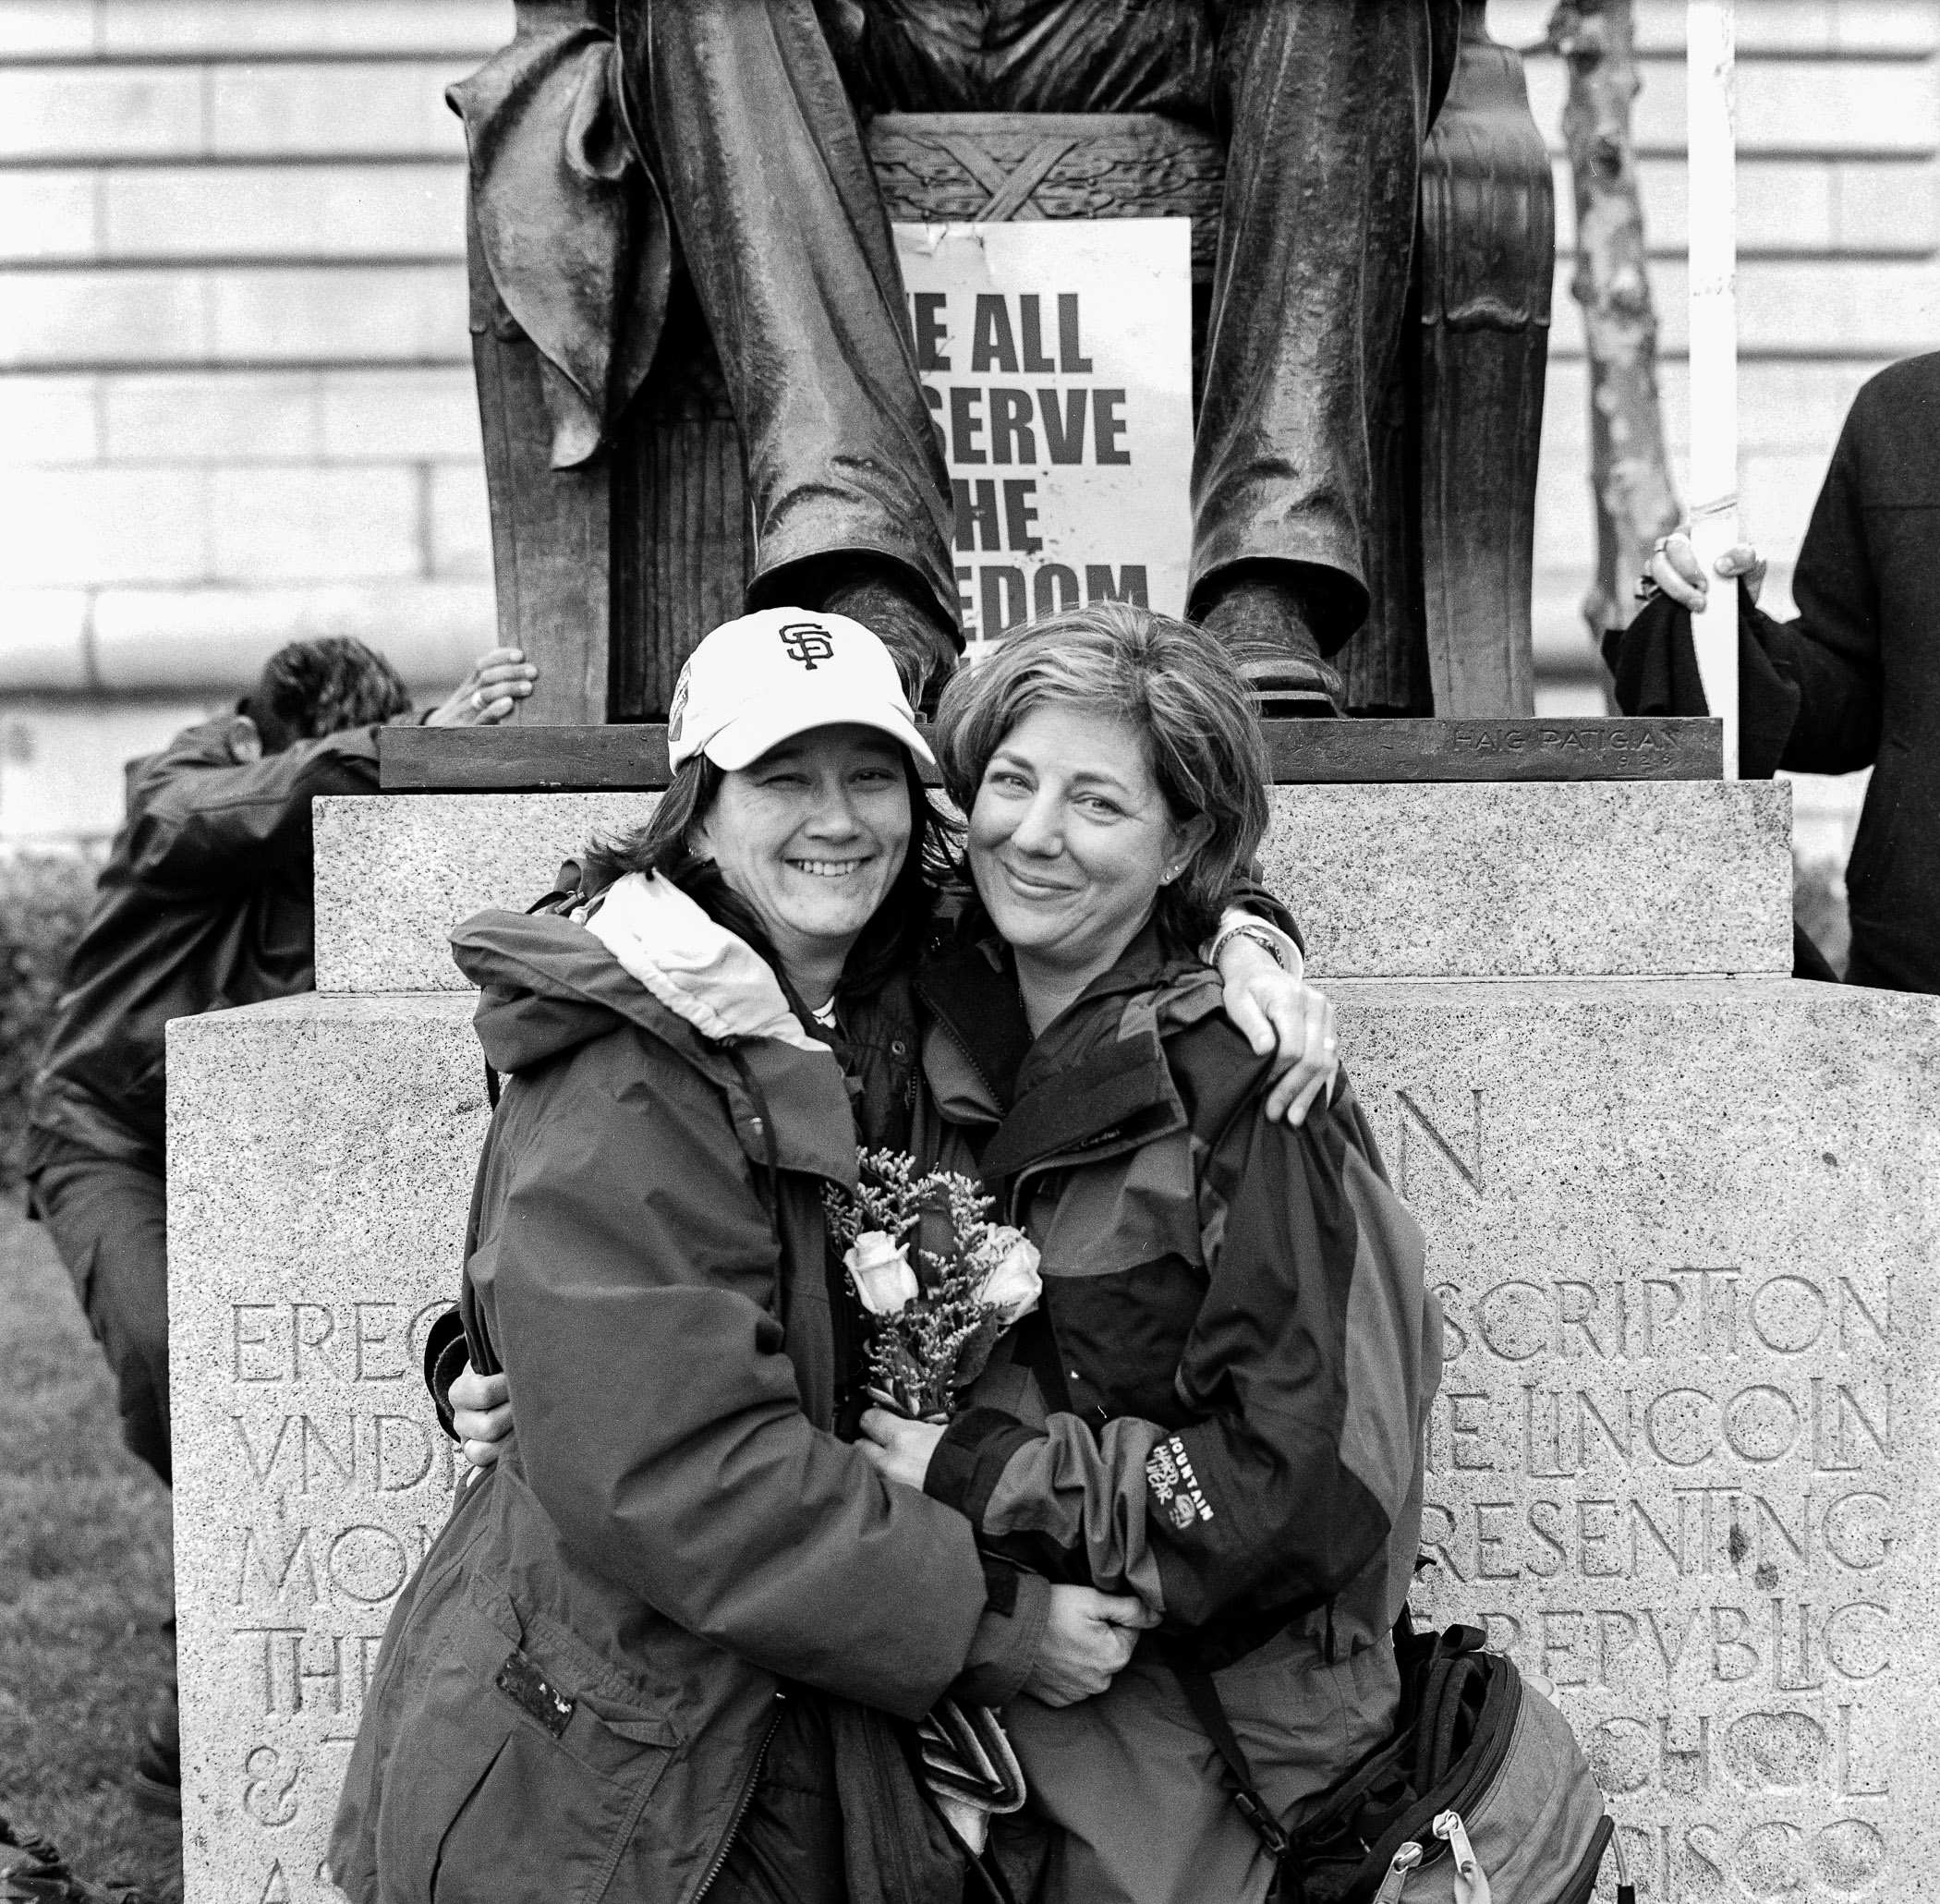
[471,688,485,710]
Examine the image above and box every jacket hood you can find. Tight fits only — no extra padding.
[583,873,825,1055]
[452,876,856,1186]
[452,874,820,1069]
[916,916,1223,1131]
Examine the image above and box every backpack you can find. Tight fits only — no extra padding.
[1178,1612,1628,1904]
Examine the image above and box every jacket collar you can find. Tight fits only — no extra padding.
[452,893,856,1188]
[915,928,1032,1120]
[917,915,1220,1192]
[583,873,828,1056]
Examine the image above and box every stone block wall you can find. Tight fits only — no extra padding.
[0,2,502,696]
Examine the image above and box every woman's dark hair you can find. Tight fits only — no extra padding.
[931,600,1268,949]
[580,746,960,1001]
[242,637,413,753]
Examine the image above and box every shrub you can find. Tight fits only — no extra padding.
[0,850,102,1186]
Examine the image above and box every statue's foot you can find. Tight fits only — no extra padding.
[1195,568,1346,718]
[785,558,960,710]
[1241,655,1348,719]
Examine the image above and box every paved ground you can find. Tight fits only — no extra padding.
[0,1197,180,1899]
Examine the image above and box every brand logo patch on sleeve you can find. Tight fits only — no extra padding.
[1146,1435,1213,1529]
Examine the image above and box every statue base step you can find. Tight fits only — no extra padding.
[314,780,1791,994]
[378,717,1723,793]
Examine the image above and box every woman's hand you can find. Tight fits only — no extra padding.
[1219,940,1338,1126]
[1024,1586,1158,1707]
[858,1409,945,1490]
[451,1362,513,1473]
[424,647,540,726]
[1648,532,1766,611]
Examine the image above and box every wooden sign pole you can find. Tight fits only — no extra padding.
[1687,0,1740,777]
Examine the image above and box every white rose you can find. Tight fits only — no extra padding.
[845,1231,919,1316]
[977,1232,1041,1325]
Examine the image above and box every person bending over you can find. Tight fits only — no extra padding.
[23,634,536,1813]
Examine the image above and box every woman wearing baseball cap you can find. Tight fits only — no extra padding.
[331,607,1329,1904]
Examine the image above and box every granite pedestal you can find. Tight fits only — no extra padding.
[167,776,1940,1903]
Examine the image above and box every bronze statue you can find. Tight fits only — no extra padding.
[454,1,1551,719]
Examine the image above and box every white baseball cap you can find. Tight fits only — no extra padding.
[665,607,934,771]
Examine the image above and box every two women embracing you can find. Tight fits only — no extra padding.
[328,601,1443,1904]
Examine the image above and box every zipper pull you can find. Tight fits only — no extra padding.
[1432,1813,1491,1904]
[1372,1839,1423,1904]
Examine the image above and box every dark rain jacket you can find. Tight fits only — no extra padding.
[25,716,384,1175]
[329,878,1040,1904]
[907,922,1441,1904]
[1605,351,1940,995]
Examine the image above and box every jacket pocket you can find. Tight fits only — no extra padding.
[372,1582,678,1904]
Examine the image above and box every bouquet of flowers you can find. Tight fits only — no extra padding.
[825,1150,1043,1424]
[825,1150,1043,1849]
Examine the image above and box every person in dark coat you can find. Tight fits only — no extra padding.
[859,607,1438,1903]
[1617,352,1940,995]
[22,632,535,1812]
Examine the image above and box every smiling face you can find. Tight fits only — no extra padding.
[689,724,913,990]
[967,702,1210,993]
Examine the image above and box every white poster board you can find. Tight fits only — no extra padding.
[893,219,1194,651]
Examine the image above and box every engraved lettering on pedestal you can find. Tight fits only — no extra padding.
[229,1299,463,1387]
[1393,1087,1485,1202]
[242,1744,303,1826]
[375,1413,436,1491]
[1711,1604,1761,1681]
[1414,1250,1902,1898]
[216,1293,465,1871]
[327,1522,411,1604]
[236,1522,321,1609]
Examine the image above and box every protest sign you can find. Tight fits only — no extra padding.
[892,219,1194,650]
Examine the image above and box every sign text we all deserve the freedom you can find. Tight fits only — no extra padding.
[894,222,1194,647]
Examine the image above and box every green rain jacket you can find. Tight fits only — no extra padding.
[329,876,1039,1904]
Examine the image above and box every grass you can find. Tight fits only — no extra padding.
[0,1195,180,1901]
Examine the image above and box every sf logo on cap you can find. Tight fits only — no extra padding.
[779,622,836,671]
